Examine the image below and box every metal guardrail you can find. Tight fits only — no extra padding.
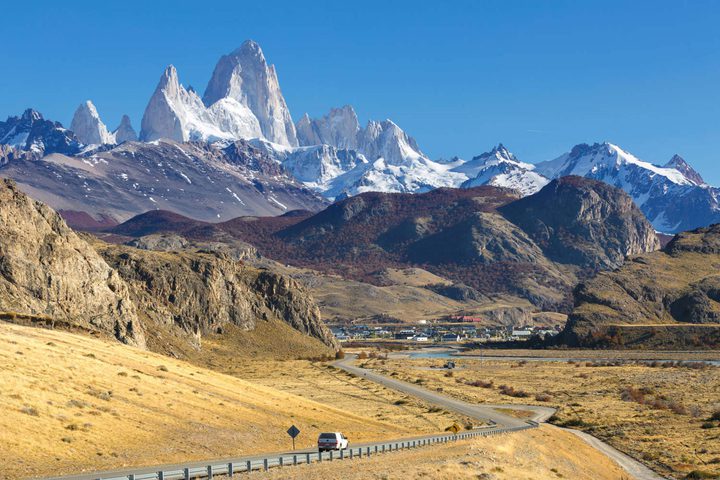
[74,424,537,480]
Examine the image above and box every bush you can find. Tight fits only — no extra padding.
[701,422,716,429]
[709,410,720,422]
[556,418,592,428]
[620,387,646,404]
[335,350,345,360]
[20,406,39,416]
[669,401,688,415]
[535,393,552,402]
[498,385,529,398]
[444,371,454,377]
[357,351,369,360]
[685,470,720,479]
[466,380,493,388]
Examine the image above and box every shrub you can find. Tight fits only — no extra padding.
[334,350,345,360]
[535,393,552,402]
[620,387,646,404]
[685,470,720,479]
[357,351,369,360]
[444,371,453,377]
[20,406,39,416]
[710,410,720,422]
[466,380,493,388]
[394,399,409,406]
[157,365,169,372]
[701,422,716,429]
[669,401,688,415]
[557,418,592,428]
[498,385,529,398]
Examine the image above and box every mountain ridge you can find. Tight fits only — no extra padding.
[106,177,659,311]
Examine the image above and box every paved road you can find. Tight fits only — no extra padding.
[49,427,526,480]
[46,355,664,480]
[333,356,555,426]
[563,428,666,480]
[336,355,667,480]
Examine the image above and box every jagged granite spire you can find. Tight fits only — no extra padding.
[140,64,261,143]
[70,100,115,145]
[296,105,360,149]
[113,115,138,143]
[203,40,297,147]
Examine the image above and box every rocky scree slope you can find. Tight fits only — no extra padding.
[0,139,327,224]
[0,179,336,354]
[559,224,720,348]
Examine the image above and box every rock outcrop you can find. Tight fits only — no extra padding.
[70,100,115,145]
[500,176,660,270]
[0,109,80,155]
[559,223,720,348]
[98,244,337,350]
[0,181,337,353]
[0,179,144,346]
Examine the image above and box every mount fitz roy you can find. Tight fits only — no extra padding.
[0,40,718,233]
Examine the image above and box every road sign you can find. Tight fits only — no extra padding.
[446,423,461,434]
[287,425,300,450]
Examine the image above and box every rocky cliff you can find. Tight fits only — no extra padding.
[70,100,115,145]
[0,180,336,354]
[97,244,337,351]
[559,224,720,348]
[500,176,660,270]
[0,179,144,346]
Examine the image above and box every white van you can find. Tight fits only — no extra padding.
[317,432,349,452]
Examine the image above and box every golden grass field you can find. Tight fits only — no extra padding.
[0,322,452,479]
[8,318,716,480]
[243,425,631,480]
[363,354,720,479]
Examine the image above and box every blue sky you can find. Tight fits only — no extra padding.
[2,0,719,181]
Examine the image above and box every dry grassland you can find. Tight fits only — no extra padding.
[366,356,720,479]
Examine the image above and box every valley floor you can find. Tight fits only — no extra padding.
[361,354,720,479]
[6,320,715,480]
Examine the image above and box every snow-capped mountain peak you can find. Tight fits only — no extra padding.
[296,105,360,149]
[140,64,259,143]
[70,100,115,145]
[357,119,426,165]
[454,144,549,195]
[664,154,705,186]
[534,142,720,233]
[0,108,79,155]
[203,40,297,146]
[536,142,691,187]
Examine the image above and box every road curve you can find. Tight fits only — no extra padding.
[333,356,555,427]
[44,355,664,480]
[336,355,667,480]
